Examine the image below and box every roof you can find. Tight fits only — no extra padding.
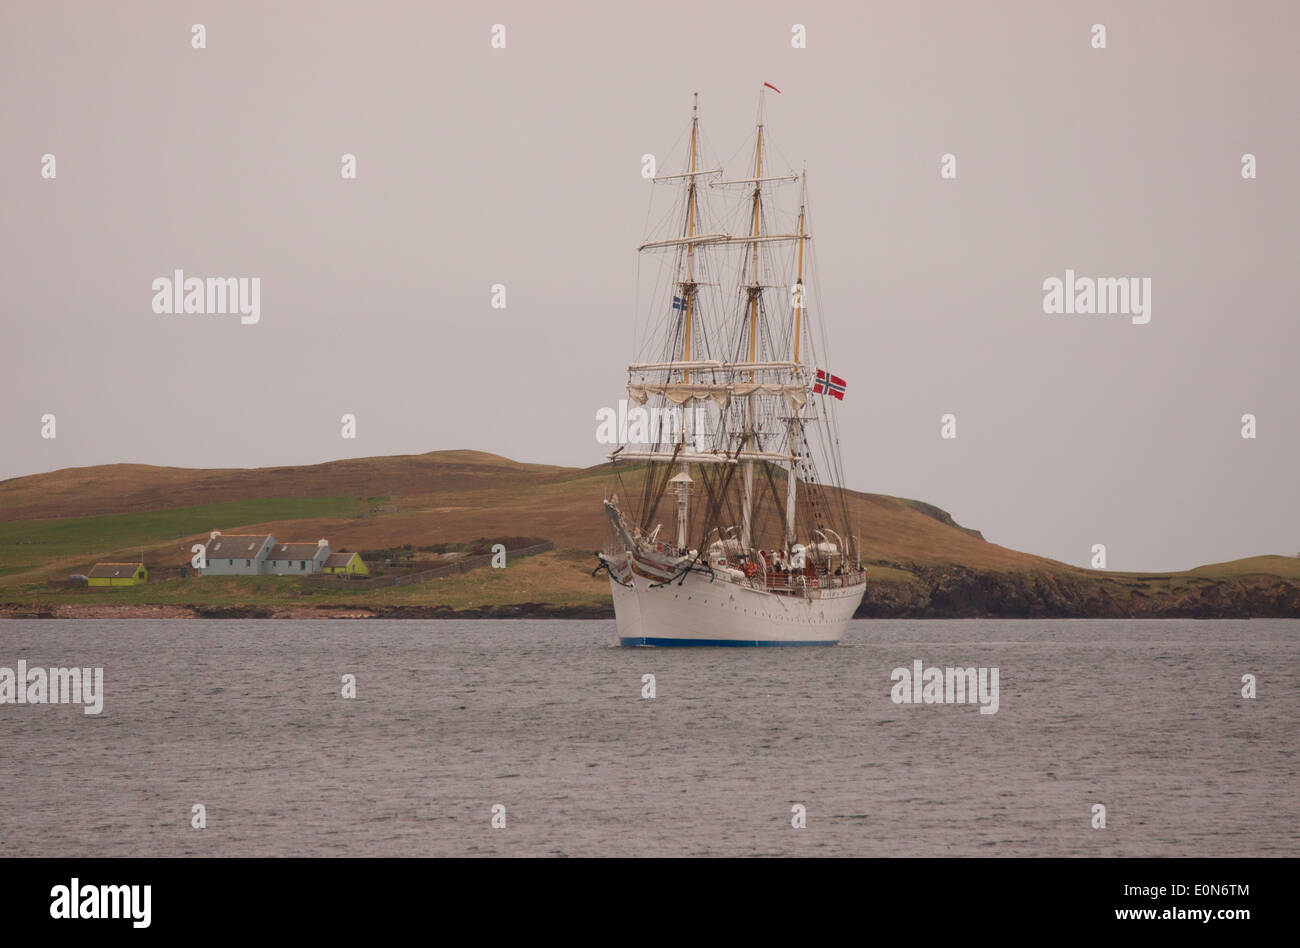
[89,563,144,578]
[324,552,358,567]
[206,534,272,556]
[269,542,327,560]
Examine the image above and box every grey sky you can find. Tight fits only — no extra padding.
[2,0,1296,571]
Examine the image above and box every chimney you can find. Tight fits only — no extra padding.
[318,539,328,548]
[210,530,221,540]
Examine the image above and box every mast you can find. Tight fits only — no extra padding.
[740,89,765,552]
[786,172,808,545]
[682,93,699,387]
[746,102,763,372]
[793,170,806,365]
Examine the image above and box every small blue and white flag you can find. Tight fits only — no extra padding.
[672,295,686,311]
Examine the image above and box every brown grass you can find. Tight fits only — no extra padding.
[2,449,1290,602]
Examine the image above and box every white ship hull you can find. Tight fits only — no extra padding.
[606,557,864,647]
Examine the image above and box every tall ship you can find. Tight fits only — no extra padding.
[597,88,867,646]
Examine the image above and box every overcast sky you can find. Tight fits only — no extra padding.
[2,0,1296,572]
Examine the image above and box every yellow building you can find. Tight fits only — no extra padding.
[323,552,369,576]
[88,563,148,587]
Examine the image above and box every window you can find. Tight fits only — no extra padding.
[245,560,251,567]
[300,561,306,570]
[228,559,233,566]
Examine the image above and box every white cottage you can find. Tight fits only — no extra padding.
[200,532,276,575]
[264,539,331,575]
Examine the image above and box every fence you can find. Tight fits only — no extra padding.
[49,564,192,588]
[301,541,555,590]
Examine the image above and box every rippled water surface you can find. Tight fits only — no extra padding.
[1,619,1295,856]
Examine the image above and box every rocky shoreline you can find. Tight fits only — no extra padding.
[3,564,1298,621]
[858,564,1300,619]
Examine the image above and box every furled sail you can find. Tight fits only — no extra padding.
[627,381,808,412]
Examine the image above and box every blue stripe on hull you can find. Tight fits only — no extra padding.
[620,636,838,647]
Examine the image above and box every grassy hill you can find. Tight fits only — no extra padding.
[1,450,1296,618]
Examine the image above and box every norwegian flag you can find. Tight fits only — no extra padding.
[814,369,846,400]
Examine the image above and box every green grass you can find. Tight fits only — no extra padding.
[2,551,611,611]
[1187,555,1300,580]
[863,564,925,586]
[0,497,364,579]
[3,576,316,608]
